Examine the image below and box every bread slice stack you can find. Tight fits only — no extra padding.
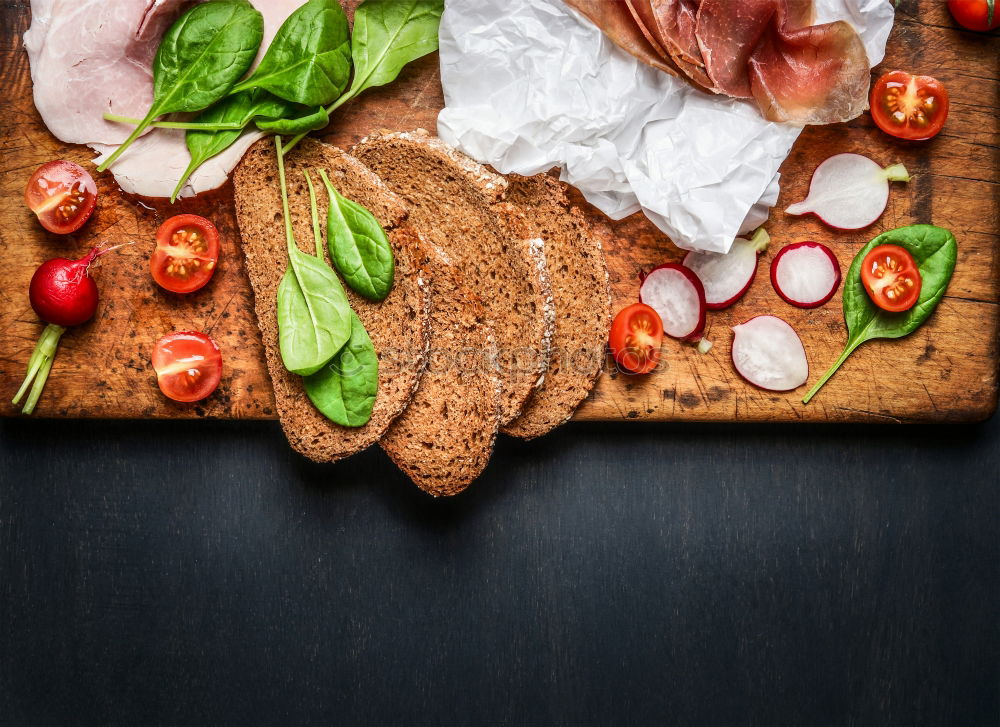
[233,131,611,495]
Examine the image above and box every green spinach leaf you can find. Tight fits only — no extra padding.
[280,0,443,155]
[274,136,352,377]
[97,0,263,172]
[230,0,351,106]
[346,0,443,100]
[802,225,958,404]
[303,312,378,427]
[318,169,394,301]
[255,106,330,134]
[171,89,298,201]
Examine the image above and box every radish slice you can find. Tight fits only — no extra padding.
[770,242,841,309]
[785,154,909,230]
[683,228,770,310]
[731,316,809,391]
[639,263,706,341]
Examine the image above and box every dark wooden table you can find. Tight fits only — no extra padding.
[1,416,997,726]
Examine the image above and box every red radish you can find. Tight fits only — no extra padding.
[785,154,909,230]
[770,242,842,309]
[683,228,770,309]
[639,263,706,341]
[12,244,127,415]
[731,316,809,392]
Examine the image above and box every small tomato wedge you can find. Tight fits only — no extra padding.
[151,214,220,293]
[871,71,949,141]
[947,0,1000,31]
[609,303,664,375]
[152,331,222,403]
[24,161,97,234]
[860,244,922,313]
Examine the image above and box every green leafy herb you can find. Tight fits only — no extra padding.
[255,106,330,134]
[230,0,351,106]
[802,225,958,404]
[318,169,394,301]
[96,0,263,172]
[274,136,352,377]
[171,89,298,201]
[303,311,379,427]
[282,0,443,155]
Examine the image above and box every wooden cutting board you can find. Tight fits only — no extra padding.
[1,1,997,423]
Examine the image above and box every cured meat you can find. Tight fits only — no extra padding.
[748,21,871,123]
[564,0,677,76]
[24,0,301,198]
[648,0,715,90]
[696,0,869,123]
[624,0,670,57]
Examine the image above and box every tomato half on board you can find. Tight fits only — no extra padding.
[151,214,220,294]
[870,71,949,141]
[860,244,922,313]
[24,160,98,234]
[609,303,664,375]
[947,0,1000,31]
[152,331,223,403]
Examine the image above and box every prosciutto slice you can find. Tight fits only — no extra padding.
[564,0,677,76]
[648,0,715,90]
[24,0,301,198]
[696,0,868,123]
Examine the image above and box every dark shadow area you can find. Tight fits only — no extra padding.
[1,415,998,726]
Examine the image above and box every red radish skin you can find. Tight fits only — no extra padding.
[785,154,909,231]
[682,228,770,310]
[28,247,102,327]
[731,315,809,392]
[639,263,706,341]
[770,242,842,309]
[13,244,125,415]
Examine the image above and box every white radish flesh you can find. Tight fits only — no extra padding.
[682,228,768,310]
[731,316,809,391]
[639,264,706,341]
[770,242,841,308]
[785,153,909,230]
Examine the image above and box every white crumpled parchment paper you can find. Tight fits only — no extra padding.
[437,0,894,253]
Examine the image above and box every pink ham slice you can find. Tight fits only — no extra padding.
[564,0,677,76]
[25,0,301,198]
[696,0,869,123]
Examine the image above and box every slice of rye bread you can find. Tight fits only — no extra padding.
[352,129,555,427]
[502,174,612,439]
[379,245,501,496]
[233,138,431,462]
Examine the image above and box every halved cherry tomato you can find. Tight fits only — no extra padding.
[151,214,220,294]
[152,331,223,403]
[871,71,949,141]
[609,303,664,374]
[24,161,97,234]
[860,244,922,313]
[947,0,999,31]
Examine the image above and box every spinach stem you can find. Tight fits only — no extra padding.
[304,170,324,260]
[103,112,247,131]
[281,92,353,157]
[96,106,160,172]
[170,160,197,204]
[801,339,862,405]
[274,136,296,257]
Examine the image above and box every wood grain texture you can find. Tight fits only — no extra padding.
[0,0,997,422]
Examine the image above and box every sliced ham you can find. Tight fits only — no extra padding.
[24,0,301,198]
[564,0,677,76]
